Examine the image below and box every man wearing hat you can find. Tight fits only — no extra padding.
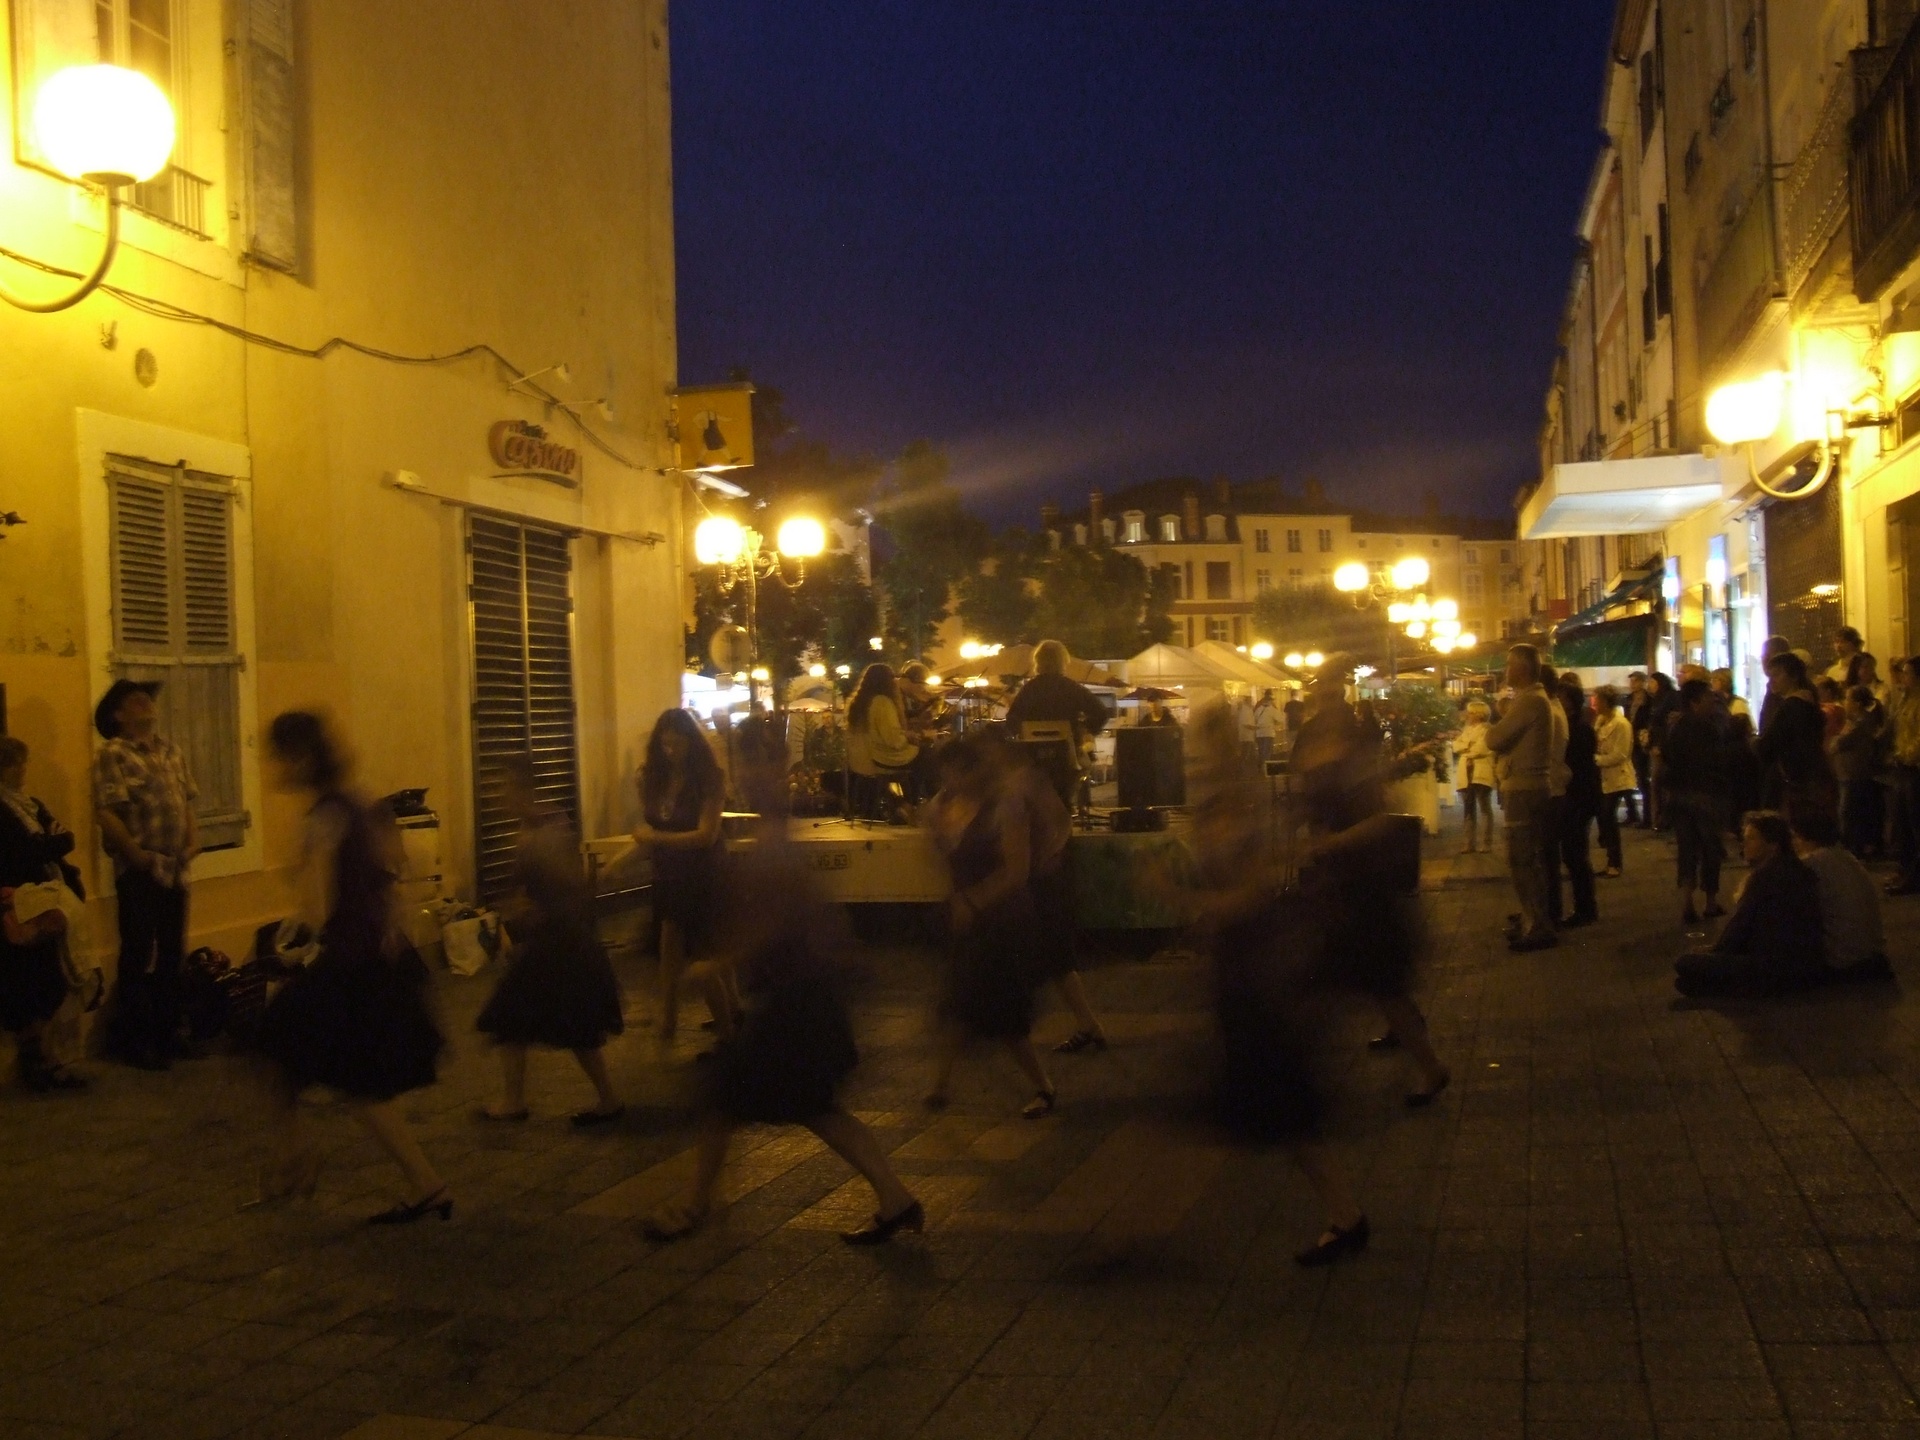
[92,680,198,1070]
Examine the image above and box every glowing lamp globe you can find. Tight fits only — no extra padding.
[34,65,175,185]
[1387,602,1412,624]
[926,674,942,687]
[1432,636,1456,654]
[1433,598,1459,621]
[776,516,826,559]
[694,515,745,566]
[808,663,827,678]
[1391,556,1431,590]
[750,667,770,682]
[1283,652,1306,669]
[1705,373,1786,446]
[868,636,884,651]
[1303,651,1325,669]
[1405,620,1427,640]
[1249,641,1274,661]
[958,640,981,660]
[1458,632,1477,650]
[1332,562,1370,593]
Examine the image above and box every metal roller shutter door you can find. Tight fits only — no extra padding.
[468,515,580,902]
[1763,481,1844,663]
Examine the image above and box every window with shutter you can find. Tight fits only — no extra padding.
[10,0,100,173]
[106,456,248,850]
[468,516,580,903]
[245,0,299,270]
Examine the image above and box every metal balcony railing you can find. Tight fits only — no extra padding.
[1851,20,1920,298]
[129,165,212,238]
[1779,74,1854,296]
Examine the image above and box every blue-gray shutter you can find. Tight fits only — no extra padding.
[244,0,298,270]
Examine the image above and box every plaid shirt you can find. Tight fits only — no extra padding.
[93,734,197,887]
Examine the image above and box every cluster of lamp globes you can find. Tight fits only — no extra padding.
[692,514,826,567]
[1327,555,1477,655]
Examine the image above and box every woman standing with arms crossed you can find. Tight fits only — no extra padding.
[476,753,625,1124]
[632,709,725,1045]
[252,712,450,1222]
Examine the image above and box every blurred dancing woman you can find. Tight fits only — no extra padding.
[632,709,724,1043]
[1290,677,1450,1105]
[924,732,1056,1119]
[476,754,624,1125]
[1181,704,1368,1265]
[0,737,87,1092]
[644,719,921,1244]
[253,712,449,1223]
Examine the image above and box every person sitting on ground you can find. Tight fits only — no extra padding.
[1673,811,1825,998]
[1789,805,1892,982]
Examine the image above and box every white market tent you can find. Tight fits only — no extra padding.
[1122,643,1236,691]
[1192,640,1299,690]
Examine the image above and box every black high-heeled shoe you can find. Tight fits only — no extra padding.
[842,1199,923,1246]
[367,1188,453,1226]
[1295,1215,1370,1267]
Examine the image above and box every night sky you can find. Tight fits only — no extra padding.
[671,2,1616,525]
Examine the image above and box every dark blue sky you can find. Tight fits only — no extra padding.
[671,2,1615,524]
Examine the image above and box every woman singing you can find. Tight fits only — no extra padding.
[252,712,450,1223]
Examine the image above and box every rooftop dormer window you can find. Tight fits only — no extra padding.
[1160,515,1180,542]
[1204,514,1227,542]
[1123,511,1145,544]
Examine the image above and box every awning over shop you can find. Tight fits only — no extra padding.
[1520,454,1727,540]
[1557,567,1663,631]
[1551,614,1655,671]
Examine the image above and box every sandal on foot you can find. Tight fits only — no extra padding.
[1295,1215,1370,1267]
[1020,1089,1057,1120]
[1053,1030,1107,1054]
[1405,1071,1451,1108]
[570,1106,625,1128]
[842,1200,924,1246]
[642,1202,707,1242]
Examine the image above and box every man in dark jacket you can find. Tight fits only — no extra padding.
[1555,677,1600,926]
[1663,679,1729,926]
[1674,811,1824,997]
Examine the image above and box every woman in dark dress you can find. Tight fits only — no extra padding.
[1756,651,1836,818]
[1179,702,1368,1266]
[476,753,624,1125]
[253,712,450,1223]
[0,737,86,1092]
[631,709,725,1043]
[643,719,921,1245]
[923,732,1056,1119]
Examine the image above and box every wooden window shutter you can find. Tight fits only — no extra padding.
[109,472,173,654]
[245,0,298,270]
[106,461,250,850]
[9,0,99,172]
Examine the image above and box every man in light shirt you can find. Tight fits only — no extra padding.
[1484,644,1557,952]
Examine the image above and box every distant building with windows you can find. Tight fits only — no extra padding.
[1038,479,1524,651]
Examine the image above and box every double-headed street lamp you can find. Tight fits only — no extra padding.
[693,513,826,704]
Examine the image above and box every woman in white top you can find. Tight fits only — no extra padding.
[1593,686,1637,876]
[1450,701,1496,853]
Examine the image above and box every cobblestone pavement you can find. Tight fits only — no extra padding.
[5,821,1920,1440]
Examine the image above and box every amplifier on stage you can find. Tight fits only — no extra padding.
[1115,726,1184,810]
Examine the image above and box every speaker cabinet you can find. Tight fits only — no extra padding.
[1116,726,1185,808]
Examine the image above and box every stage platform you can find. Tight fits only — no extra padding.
[585,816,1196,930]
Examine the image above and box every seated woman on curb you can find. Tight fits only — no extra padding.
[1673,810,1824,999]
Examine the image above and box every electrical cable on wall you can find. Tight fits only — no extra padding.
[0,242,652,472]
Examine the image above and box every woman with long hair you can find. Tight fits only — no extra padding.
[633,708,725,1043]
[643,719,922,1244]
[923,731,1056,1119]
[845,662,930,812]
[252,711,450,1223]
[476,753,625,1124]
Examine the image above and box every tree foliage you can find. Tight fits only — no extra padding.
[873,441,987,657]
[955,533,1175,660]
